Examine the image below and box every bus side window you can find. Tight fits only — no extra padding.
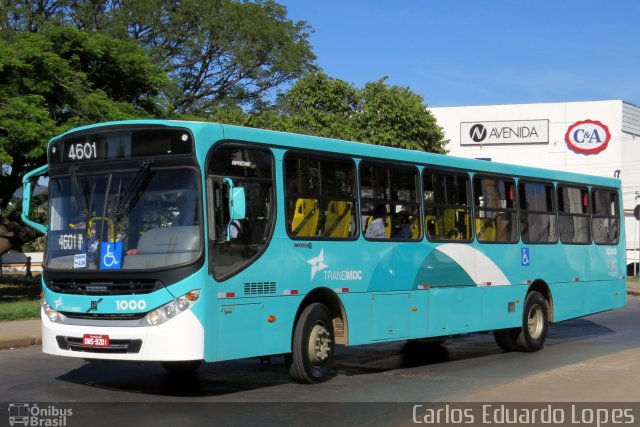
[473,176,518,243]
[207,144,275,280]
[423,170,471,241]
[558,186,590,244]
[361,162,421,241]
[284,154,357,240]
[519,181,557,244]
[592,189,620,244]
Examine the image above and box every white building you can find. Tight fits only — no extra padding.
[431,100,640,273]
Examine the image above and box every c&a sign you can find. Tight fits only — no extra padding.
[565,119,611,154]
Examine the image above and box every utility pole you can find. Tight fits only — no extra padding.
[635,192,640,277]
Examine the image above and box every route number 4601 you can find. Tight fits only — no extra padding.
[68,142,97,161]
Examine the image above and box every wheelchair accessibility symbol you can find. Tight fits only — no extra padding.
[521,247,530,266]
[100,242,123,270]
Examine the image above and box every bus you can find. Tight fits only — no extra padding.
[21,120,627,383]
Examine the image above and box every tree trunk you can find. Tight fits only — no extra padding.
[0,216,43,257]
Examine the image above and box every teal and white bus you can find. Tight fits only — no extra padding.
[22,120,626,383]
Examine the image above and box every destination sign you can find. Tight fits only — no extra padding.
[49,127,193,164]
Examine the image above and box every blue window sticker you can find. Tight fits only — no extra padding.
[100,242,123,270]
[521,247,530,266]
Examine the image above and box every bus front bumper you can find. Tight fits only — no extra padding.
[41,308,204,361]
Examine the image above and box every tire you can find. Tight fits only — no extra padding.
[290,303,335,384]
[516,291,549,352]
[161,360,202,375]
[493,291,549,353]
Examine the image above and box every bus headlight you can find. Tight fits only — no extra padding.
[145,290,200,326]
[41,299,60,323]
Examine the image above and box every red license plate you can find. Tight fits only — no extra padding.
[82,334,110,348]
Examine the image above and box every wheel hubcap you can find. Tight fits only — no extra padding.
[527,303,544,339]
[308,322,332,365]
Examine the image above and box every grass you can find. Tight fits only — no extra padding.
[0,273,41,322]
[0,299,40,322]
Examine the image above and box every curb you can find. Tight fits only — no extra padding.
[0,336,41,351]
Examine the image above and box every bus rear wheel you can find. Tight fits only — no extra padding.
[494,291,549,352]
[290,303,335,384]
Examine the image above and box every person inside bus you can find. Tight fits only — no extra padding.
[392,210,412,239]
[172,194,196,227]
[365,204,387,239]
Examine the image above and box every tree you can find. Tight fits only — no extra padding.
[356,78,446,153]
[278,72,360,140]
[0,25,169,255]
[2,0,317,113]
[275,72,447,153]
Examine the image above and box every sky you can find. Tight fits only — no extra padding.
[279,1,640,107]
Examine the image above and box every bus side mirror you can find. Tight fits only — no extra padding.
[21,164,49,234]
[224,178,246,242]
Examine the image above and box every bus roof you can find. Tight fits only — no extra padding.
[52,119,622,189]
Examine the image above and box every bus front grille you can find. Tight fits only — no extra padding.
[48,280,163,295]
[60,312,146,321]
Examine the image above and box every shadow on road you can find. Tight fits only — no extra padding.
[55,317,617,398]
[547,317,616,340]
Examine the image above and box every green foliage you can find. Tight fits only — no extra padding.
[280,72,360,140]
[0,25,168,191]
[202,72,447,153]
[3,0,317,113]
[357,78,446,153]
[267,72,446,152]
[0,24,170,253]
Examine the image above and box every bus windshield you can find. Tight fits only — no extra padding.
[46,168,201,271]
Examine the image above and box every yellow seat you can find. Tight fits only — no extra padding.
[409,215,420,239]
[324,201,352,238]
[443,208,470,240]
[476,217,496,241]
[291,198,319,237]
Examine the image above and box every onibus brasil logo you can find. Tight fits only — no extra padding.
[7,403,73,426]
[306,249,363,281]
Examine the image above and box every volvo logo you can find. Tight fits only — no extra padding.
[469,124,487,142]
[87,298,103,313]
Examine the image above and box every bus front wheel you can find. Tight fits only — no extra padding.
[494,291,549,352]
[290,303,335,384]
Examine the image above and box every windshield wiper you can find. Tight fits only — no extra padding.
[69,167,89,214]
[114,160,154,219]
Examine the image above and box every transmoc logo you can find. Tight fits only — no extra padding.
[307,249,328,280]
[306,249,363,282]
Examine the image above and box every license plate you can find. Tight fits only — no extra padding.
[82,334,110,348]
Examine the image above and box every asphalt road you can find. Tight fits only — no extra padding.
[1,297,639,426]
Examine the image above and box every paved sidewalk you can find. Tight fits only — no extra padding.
[0,319,41,350]
[1,283,639,351]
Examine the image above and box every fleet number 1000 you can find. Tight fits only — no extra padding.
[116,300,147,311]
